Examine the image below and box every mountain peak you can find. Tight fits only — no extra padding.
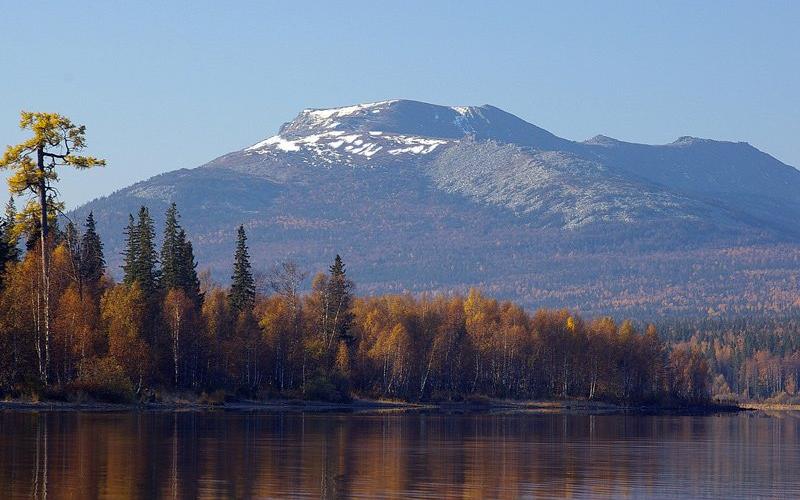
[281,99,493,138]
[75,99,800,316]
[583,134,620,146]
[298,100,402,126]
[243,99,573,165]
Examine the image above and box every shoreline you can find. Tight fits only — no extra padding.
[0,398,746,415]
[739,402,800,412]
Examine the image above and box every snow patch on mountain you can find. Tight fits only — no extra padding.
[246,130,449,165]
[300,100,399,128]
[225,99,800,231]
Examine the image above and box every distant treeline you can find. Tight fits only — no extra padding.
[659,315,800,403]
[0,202,712,404]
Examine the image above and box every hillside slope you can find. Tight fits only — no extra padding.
[73,100,800,317]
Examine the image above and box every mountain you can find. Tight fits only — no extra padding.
[74,99,800,317]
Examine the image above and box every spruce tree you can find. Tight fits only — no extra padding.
[327,254,354,343]
[330,254,346,279]
[161,203,181,289]
[0,198,19,290]
[177,230,202,306]
[0,209,10,290]
[328,254,353,340]
[122,206,160,295]
[122,214,138,285]
[134,206,160,296]
[80,212,105,291]
[229,225,255,312]
[24,219,41,252]
[3,196,20,263]
[161,203,202,305]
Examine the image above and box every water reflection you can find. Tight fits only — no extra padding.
[1,410,799,498]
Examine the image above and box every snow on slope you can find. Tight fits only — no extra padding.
[246,130,448,165]
[206,99,800,232]
[301,100,399,126]
[244,100,461,165]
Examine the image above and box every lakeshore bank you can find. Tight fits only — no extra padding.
[0,397,745,415]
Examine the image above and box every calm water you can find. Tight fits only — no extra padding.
[1,409,799,499]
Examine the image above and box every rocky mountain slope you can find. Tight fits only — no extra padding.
[74,100,800,317]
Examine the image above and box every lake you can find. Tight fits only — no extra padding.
[1,409,798,498]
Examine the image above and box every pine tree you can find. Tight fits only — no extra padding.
[330,254,346,279]
[24,218,41,252]
[121,214,138,285]
[161,204,202,306]
[0,112,104,386]
[0,112,104,250]
[229,225,255,312]
[177,230,202,306]
[122,206,160,295]
[3,196,20,263]
[134,206,160,296]
[326,254,354,346]
[0,211,10,290]
[80,212,105,292]
[161,203,181,289]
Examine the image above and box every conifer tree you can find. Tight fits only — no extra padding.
[80,212,105,292]
[134,206,160,296]
[122,214,138,285]
[3,196,20,263]
[0,112,104,385]
[0,112,105,246]
[229,225,255,312]
[121,207,160,295]
[177,230,202,306]
[0,214,10,291]
[160,203,202,306]
[161,203,181,289]
[325,254,354,347]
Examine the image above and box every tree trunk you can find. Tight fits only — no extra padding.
[173,311,181,387]
[37,146,51,386]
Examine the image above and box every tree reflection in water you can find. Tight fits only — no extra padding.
[0,410,798,499]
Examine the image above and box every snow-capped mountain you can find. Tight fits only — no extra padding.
[75,100,800,316]
[219,100,571,171]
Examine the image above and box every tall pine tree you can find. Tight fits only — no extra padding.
[0,205,10,290]
[122,214,138,285]
[136,206,160,295]
[80,212,105,293]
[327,254,354,343]
[3,196,20,263]
[177,229,202,305]
[122,206,160,295]
[161,203,181,288]
[229,225,255,312]
[161,203,201,305]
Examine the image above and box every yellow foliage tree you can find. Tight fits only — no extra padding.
[0,112,105,385]
[101,283,149,392]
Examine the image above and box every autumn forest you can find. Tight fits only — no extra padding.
[0,194,716,404]
[1,112,797,408]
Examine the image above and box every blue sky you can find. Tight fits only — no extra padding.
[1,1,798,208]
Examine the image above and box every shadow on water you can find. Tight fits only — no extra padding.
[1,410,800,498]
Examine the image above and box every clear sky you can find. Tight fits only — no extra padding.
[1,0,798,209]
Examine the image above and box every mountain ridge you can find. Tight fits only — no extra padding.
[72,99,800,317]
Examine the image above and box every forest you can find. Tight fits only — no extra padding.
[0,198,714,405]
[0,111,792,407]
[659,314,800,404]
